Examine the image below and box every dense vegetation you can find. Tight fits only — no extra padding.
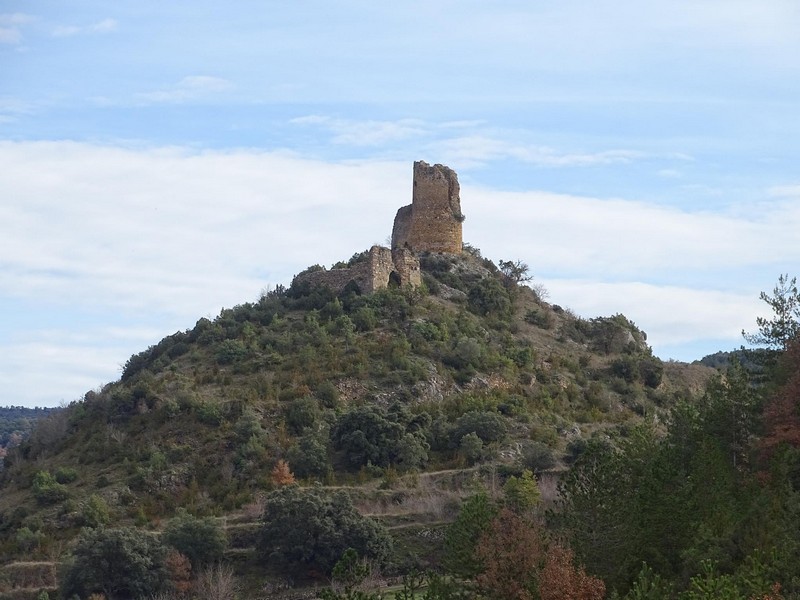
[0,406,58,471]
[4,251,795,599]
[0,406,58,447]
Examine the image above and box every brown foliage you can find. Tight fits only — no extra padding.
[760,341,800,460]
[165,549,192,595]
[539,544,605,600]
[475,508,545,600]
[750,583,784,600]
[475,509,605,600]
[271,459,296,486]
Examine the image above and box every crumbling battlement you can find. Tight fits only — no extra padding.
[292,245,421,295]
[391,161,463,254]
[292,161,461,296]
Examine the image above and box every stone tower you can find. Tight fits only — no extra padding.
[391,161,463,254]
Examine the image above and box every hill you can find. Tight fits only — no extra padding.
[0,247,715,592]
[0,162,721,598]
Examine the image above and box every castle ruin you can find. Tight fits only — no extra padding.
[292,161,463,295]
[392,161,464,254]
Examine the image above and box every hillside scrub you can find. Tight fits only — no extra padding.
[0,249,726,597]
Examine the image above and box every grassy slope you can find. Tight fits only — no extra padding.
[0,250,716,594]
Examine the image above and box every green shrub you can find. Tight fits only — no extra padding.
[163,509,227,569]
[32,470,69,505]
[459,432,484,465]
[80,494,111,528]
[449,411,508,449]
[215,339,249,364]
[525,308,555,329]
[502,469,540,513]
[316,381,340,408]
[60,527,168,599]
[287,433,331,479]
[258,485,392,578]
[195,401,222,426]
[284,396,319,435]
[468,278,511,317]
[519,441,557,473]
[15,526,44,552]
[54,466,78,484]
[331,403,429,471]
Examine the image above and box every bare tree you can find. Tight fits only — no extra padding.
[196,564,240,600]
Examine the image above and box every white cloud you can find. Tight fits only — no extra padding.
[291,115,427,146]
[137,76,233,104]
[52,18,117,37]
[289,117,642,167]
[0,140,796,405]
[0,12,34,44]
[541,279,761,353]
[0,141,406,316]
[768,184,800,198]
[0,323,171,407]
[465,187,800,277]
[0,13,34,25]
[433,136,641,169]
[0,27,21,44]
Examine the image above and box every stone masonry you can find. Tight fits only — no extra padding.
[391,161,463,254]
[293,246,422,295]
[292,161,461,295]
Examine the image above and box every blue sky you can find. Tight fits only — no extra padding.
[2,1,800,407]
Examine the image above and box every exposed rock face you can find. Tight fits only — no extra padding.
[392,161,463,254]
[292,160,459,295]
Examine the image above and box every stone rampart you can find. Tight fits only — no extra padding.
[292,245,420,295]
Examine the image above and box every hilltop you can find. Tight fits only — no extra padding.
[0,162,717,598]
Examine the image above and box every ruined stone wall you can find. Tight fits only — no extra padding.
[292,245,421,295]
[365,246,396,293]
[292,160,458,296]
[392,247,422,288]
[292,267,364,295]
[391,161,463,254]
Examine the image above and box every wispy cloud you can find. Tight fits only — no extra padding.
[290,116,643,167]
[0,12,34,44]
[291,115,427,146]
[52,18,117,37]
[0,96,36,124]
[137,76,233,104]
[0,27,21,44]
[433,135,642,169]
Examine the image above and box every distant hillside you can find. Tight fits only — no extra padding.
[0,405,58,448]
[695,348,771,372]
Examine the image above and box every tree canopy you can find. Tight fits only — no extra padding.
[258,485,392,579]
[743,273,800,351]
[60,527,168,600]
